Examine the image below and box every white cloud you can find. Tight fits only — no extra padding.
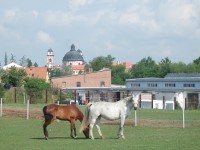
[115,5,160,33]
[158,0,200,36]
[32,10,39,17]
[68,0,94,10]
[4,9,16,18]
[36,31,54,44]
[0,26,5,34]
[44,11,86,26]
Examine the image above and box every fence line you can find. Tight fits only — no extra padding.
[0,98,2,117]
[26,100,30,120]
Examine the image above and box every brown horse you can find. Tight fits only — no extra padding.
[43,104,89,140]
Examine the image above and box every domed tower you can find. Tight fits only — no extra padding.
[63,44,84,66]
[47,48,54,69]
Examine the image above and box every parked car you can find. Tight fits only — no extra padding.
[61,99,79,105]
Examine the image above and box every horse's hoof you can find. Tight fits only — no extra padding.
[44,137,48,140]
[100,136,105,139]
[117,135,125,139]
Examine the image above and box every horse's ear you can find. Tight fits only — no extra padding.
[132,92,141,97]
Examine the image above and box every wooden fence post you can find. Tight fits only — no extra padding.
[163,96,165,110]
[59,89,62,104]
[139,94,141,108]
[174,97,176,110]
[151,94,154,109]
[0,98,2,117]
[26,100,30,120]
[14,87,16,103]
[45,89,48,104]
[74,90,77,104]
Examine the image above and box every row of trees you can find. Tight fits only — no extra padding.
[1,54,200,96]
[3,52,38,67]
[0,67,50,98]
[86,55,200,85]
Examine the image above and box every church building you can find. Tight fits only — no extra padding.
[63,44,84,66]
[46,44,85,75]
[62,44,85,74]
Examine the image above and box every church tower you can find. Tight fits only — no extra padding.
[47,48,54,69]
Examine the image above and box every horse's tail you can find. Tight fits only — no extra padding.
[43,105,53,120]
[79,103,91,133]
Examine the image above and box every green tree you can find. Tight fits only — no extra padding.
[50,66,73,78]
[24,78,50,93]
[4,52,8,65]
[193,56,200,65]
[33,62,38,67]
[27,58,32,67]
[0,83,5,98]
[158,57,171,77]
[62,66,73,76]
[24,78,50,103]
[10,53,16,63]
[89,55,115,71]
[19,56,28,67]
[1,67,27,88]
[130,56,159,78]
[50,69,63,78]
[111,65,132,85]
[169,62,187,73]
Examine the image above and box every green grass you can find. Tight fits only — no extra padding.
[0,118,200,150]
[1,104,200,150]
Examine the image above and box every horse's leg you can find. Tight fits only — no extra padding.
[95,116,104,139]
[89,118,96,140]
[70,119,76,138]
[117,116,125,139]
[43,119,52,140]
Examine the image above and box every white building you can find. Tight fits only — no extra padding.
[3,62,23,70]
[47,48,54,69]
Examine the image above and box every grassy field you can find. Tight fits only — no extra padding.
[0,104,200,150]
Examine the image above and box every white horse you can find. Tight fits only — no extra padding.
[79,93,139,140]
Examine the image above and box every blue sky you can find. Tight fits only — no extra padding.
[0,0,200,67]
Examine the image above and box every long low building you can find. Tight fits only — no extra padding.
[125,73,200,109]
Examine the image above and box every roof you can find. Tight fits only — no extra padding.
[3,62,23,70]
[47,48,53,52]
[126,73,200,83]
[24,67,48,80]
[71,65,85,70]
[126,77,200,82]
[165,73,200,78]
[112,61,134,70]
[63,44,84,62]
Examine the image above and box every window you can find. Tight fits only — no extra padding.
[131,83,140,87]
[100,81,105,87]
[148,83,157,87]
[183,83,195,87]
[165,83,176,87]
[76,82,81,87]
[32,73,34,77]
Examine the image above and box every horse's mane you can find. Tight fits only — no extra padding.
[121,96,133,103]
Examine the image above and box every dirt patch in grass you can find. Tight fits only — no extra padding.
[2,108,43,120]
[2,107,200,128]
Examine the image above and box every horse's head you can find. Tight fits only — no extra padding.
[82,125,90,138]
[132,93,140,110]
